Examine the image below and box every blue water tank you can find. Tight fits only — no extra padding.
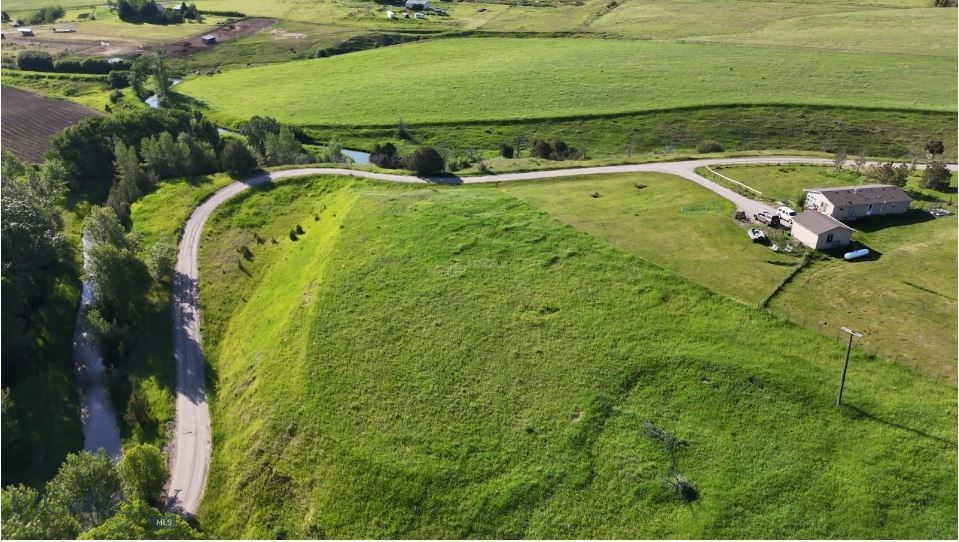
[844,248,869,260]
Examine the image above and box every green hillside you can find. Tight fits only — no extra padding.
[193,175,957,538]
[175,38,957,128]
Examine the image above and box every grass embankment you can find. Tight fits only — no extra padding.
[118,173,235,447]
[300,105,958,164]
[175,38,957,127]
[196,175,956,538]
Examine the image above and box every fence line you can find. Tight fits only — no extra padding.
[705,165,764,196]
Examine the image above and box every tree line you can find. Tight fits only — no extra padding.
[110,0,200,24]
[2,446,201,538]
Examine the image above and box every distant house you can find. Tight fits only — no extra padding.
[414,12,426,19]
[790,211,853,250]
[406,0,430,10]
[804,184,912,221]
[200,34,217,45]
[386,10,396,19]
[17,28,33,36]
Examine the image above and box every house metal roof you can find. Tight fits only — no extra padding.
[804,184,912,207]
[792,211,853,235]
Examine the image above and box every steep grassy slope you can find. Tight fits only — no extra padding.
[196,175,956,538]
[175,38,957,128]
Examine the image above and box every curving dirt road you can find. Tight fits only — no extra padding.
[163,156,954,515]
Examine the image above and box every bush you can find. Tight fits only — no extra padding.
[530,139,553,159]
[370,142,403,169]
[925,140,945,156]
[499,143,514,159]
[17,50,55,72]
[53,59,82,73]
[696,140,724,153]
[117,444,167,505]
[107,70,129,89]
[81,58,113,75]
[407,147,444,175]
[220,140,258,177]
[921,160,952,190]
[108,89,123,104]
[865,161,909,187]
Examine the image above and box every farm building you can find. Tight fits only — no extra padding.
[406,0,430,10]
[804,184,912,221]
[17,28,33,36]
[790,211,853,250]
[387,10,396,19]
[201,34,217,45]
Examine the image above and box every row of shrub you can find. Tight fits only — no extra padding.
[16,50,131,74]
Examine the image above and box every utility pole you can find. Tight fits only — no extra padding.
[836,326,862,408]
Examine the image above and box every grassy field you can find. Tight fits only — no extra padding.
[771,213,958,382]
[688,7,958,57]
[194,174,956,538]
[175,37,957,128]
[499,173,801,305]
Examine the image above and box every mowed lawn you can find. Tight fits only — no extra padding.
[195,175,956,539]
[700,165,957,380]
[500,173,798,305]
[175,38,957,127]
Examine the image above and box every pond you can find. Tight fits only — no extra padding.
[341,148,371,165]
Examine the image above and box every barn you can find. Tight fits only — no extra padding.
[804,184,912,221]
[790,211,853,250]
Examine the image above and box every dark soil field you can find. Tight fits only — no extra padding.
[1,85,100,163]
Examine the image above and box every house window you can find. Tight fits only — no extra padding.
[820,202,827,212]
[826,233,834,243]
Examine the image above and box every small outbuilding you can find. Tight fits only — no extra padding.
[804,184,912,221]
[790,211,853,250]
[17,28,34,36]
[406,0,430,10]
[386,10,396,19]
[200,34,217,45]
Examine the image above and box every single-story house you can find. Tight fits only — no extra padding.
[200,34,217,45]
[406,0,430,10]
[17,28,33,36]
[791,211,853,250]
[386,10,396,19]
[804,184,911,221]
